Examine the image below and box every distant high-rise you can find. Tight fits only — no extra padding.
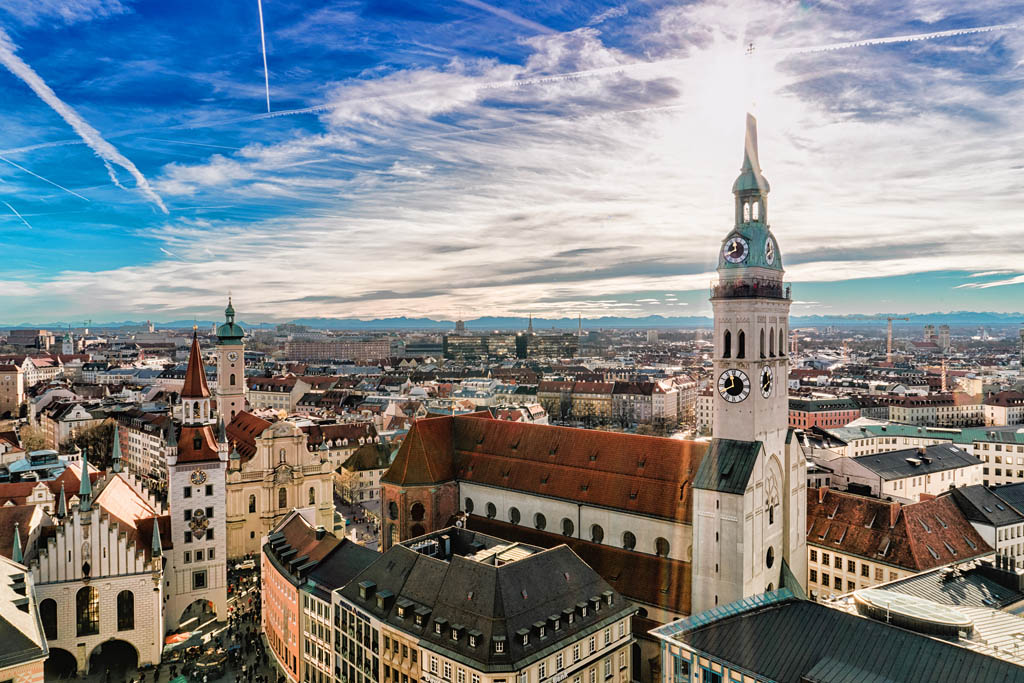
[454,318,465,334]
[1019,327,1024,367]
[923,324,935,343]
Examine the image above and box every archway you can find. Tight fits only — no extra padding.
[45,648,77,679]
[179,598,217,631]
[88,639,139,676]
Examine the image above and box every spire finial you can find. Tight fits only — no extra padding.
[741,112,760,173]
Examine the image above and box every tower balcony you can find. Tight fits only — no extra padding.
[710,277,791,300]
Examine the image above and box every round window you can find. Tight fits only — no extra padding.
[766,546,775,569]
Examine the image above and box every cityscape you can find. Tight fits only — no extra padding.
[1,2,1024,683]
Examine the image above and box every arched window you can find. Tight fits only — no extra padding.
[737,330,746,359]
[622,531,636,550]
[743,202,750,222]
[192,402,199,420]
[723,330,731,358]
[117,590,134,631]
[769,327,775,356]
[591,524,604,544]
[534,513,546,530]
[308,487,316,506]
[230,375,236,386]
[76,586,99,636]
[464,497,474,514]
[278,487,287,509]
[248,494,256,513]
[486,503,497,519]
[655,537,671,557]
[752,200,760,220]
[278,448,286,464]
[410,502,425,522]
[562,518,574,536]
[388,501,399,520]
[759,329,765,358]
[40,599,57,640]
[508,507,520,525]
[779,328,785,355]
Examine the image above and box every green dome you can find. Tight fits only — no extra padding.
[217,296,245,342]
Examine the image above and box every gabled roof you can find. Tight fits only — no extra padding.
[175,425,220,464]
[181,332,211,399]
[692,438,761,495]
[853,443,977,480]
[226,411,273,462]
[950,485,1024,527]
[382,414,459,486]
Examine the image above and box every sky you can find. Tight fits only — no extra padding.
[0,0,1023,325]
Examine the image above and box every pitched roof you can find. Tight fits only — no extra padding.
[806,489,990,571]
[950,485,1024,527]
[181,332,211,399]
[0,506,35,561]
[692,438,761,494]
[175,425,221,464]
[382,414,458,486]
[226,411,273,462]
[853,443,977,480]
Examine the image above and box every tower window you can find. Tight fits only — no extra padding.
[752,200,760,220]
[769,327,776,356]
[743,202,750,222]
[779,328,785,355]
[737,330,746,359]
[759,329,765,359]
[230,375,236,386]
[723,330,731,358]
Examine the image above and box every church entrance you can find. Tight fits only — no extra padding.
[44,648,77,678]
[179,598,218,631]
[88,639,139,676]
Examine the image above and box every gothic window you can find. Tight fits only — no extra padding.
[117,590,134,631]
[655,537,671,557]
[591,524,604,544]
[622,531,636,550]
[249,494,256,513]
[278,487,287,509]
[723,330,731,358]
[562,518,574,536]
[410,502,425,522]
[535,513,546,530]
[308,487,315,506]
[743,202,750,222]
[76,586,99,636]
[737,330,746,359]
[769,327,775,356]
[752,201,760,220]
[389,524,398,547]
[40,599,57,640]
[766,475,779,526]
[388,501,399,520]
[192,402,199,420]
[759,329,765,358]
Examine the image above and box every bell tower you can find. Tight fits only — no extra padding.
[691,114,805,613]
[215,297,246,422]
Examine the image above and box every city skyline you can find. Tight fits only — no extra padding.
[1,1,1023,322]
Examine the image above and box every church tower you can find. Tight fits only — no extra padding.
[215,297,246,421]
[165,331,228,630]
[691,115,806,613]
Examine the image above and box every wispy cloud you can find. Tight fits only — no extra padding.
[2,201,33,229]
[0,28,167,213]
[453,0,555,34]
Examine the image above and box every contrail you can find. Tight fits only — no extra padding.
[0,153,90,201]
[257,0,271,113]
[0,28,168,213]
[138,137,242,151]
[453,0,555,34]
[2,201,33,229]
[776,22,1020,55]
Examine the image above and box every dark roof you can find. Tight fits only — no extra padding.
[305,538,379,602]
[661,593,1024,683]
[853,443,977,480]
[339,527,632,672]
[226,411,273,462]
[788,397,860,412]
[879,562,1024,610]
[343,443,393,472]
[950,485,1024,527]
[991,483,1024,515]
[692,438,761,494]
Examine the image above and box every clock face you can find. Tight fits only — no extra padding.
[190,469,207,485]
[718,369,751,403]
[760,366,774,398]
[723,236,749,264]
[189,510,209,538]
[764,237,776,265]
[227,351,239,362]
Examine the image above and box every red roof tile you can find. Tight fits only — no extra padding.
[181,332,211,399]
[176,425,220,463]
[226,411,273,462]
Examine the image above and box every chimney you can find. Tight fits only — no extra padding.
[315,525,326,540]
[818,487,827,504]
[889,501,901,528]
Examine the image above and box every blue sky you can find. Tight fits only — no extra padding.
[1,0,1023,324]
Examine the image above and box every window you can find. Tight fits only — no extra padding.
[117,590,134,631]
[193,569,208,590]
[834,576,842,589]
[822,572,830,587]
[494,640,505,654]
[76,586,99,636]
[249,494,256,513]
[622,531,636,550]
[875,568,883,581]
[861,563,870,578]
[196,550,204,562]
[184,531,192,543]
[206,506,213,518]
[535,513,546,530]
[486,503,497,519]
[810,549,817,563]
[573,644,580,662]
[591,524,604,543]
[539,663,546,679]
[562,518,574,536]
[604,628,611,645]
[309,487,316,505]
[443,661,451,680]
[205,484,213,496]
[655,537,670,557]
[465,497,474,514]
[458,671,466,683]
[834,555,842,569]
[40,599,57,640]
[509,507,521,525]
[184,551,191,563]
[604,659,611,678]
[279,487,288,509]
[810,569,817,583]
[184,486,191,498]
[723,330,731,358]
[737,330,745,358]
[588,636,596,654]
[847,559,856,573]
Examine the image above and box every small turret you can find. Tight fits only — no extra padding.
[11,522,22,564]
[78,447,92,513]
[151,517,162,560]
[56,482,66,519]
[111,422,123,473]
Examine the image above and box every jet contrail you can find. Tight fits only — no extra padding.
[776,22,1020,55]
[2,201,33,229]
[453,0,555,34]
[0,28,168,213]
[0,154,90,201]
[257,0,271,113]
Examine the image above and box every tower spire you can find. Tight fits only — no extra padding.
[79,447,92,512]
[57,482,66,519]
[182,331,211,400]
[12,522,22,564]
[111,422,123,473]
[151,517,162,559]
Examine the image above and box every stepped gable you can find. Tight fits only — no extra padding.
[807,488,990,572]
[226,411,273,462]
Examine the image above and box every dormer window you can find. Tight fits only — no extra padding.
[494,637,506,654]
[452,628,458,640]
[539,626,545,639]
[398,606,406,619]
[435,623,442,635]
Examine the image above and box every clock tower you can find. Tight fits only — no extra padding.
[215,297,246,421]
[691,114,806,613]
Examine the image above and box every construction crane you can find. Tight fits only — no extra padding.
[865,316,909,364]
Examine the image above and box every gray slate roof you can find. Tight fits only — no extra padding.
[879,563,1024,611]
[692,438,761,494]
[992,483,1024,517]
[853,443,978,481]
[951,485,1024,528]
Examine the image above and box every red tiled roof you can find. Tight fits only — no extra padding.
[538,381,574,393]
[226,411,273,462]
[806,488,990,571]
[465,515,690,617]
[382,415,459,486]
[0,467,99,506]
[0,505,35,560]
[278,512,340,564]
[176,425,220,463]
[181,333,211,399]
[572,381,614,395]
[985,391,1024,407]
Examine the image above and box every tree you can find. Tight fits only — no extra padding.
[61,422,116,469]
[19,426,47,453]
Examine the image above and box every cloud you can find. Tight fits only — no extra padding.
[0,0,128,26]
[453,0,555,34]
[589,6,628,26]
[0,29,167,213]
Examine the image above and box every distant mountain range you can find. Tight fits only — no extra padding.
[4,311,1024,331]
